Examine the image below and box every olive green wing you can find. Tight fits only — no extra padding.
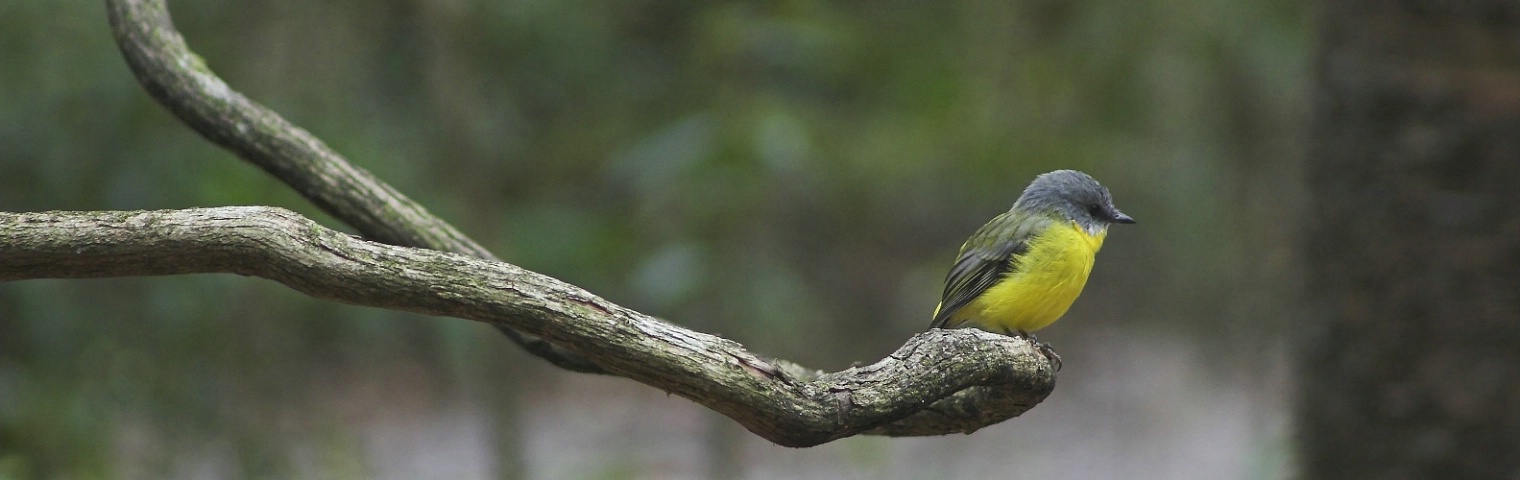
[930,211,1050,329]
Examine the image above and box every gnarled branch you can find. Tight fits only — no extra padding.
[0,208,1055,446]
[103,0,599,372]
[84,0,1060,443]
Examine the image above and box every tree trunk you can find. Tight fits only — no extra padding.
[1301,2,1520,479]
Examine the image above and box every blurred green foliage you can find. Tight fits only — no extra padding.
[0,0,1307,478]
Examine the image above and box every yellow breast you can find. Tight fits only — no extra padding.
[955,221,1105,333]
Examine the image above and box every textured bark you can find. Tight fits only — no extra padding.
[103,0,599,373]
[0,207,1056,446]
[1301,1,1520,478]
[79,0,1061,445]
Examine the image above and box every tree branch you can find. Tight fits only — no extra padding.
[89,0,1059,443]
[103,0,599,372]
[0,208,1055,446]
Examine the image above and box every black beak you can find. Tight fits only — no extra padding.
[1112,210,1135,224]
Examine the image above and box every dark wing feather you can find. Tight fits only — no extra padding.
[929,211,1049,329]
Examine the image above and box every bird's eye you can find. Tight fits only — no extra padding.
[1086,204,1103,217]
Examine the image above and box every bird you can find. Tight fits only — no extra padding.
[930,170,1133,370]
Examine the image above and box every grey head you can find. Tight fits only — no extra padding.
[1012,170,1135,235]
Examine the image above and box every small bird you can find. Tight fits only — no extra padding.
[930,170,1133,369]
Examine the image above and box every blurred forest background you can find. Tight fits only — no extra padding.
[1,0,1308,478]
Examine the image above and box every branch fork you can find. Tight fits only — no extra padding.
[1,0,1061,445]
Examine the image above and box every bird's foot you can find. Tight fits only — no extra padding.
[1036,342,1062,372]
[1017,330,1061,372]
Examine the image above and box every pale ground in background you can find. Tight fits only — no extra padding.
[524,330,1291,480]
[112,327,1291,479]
